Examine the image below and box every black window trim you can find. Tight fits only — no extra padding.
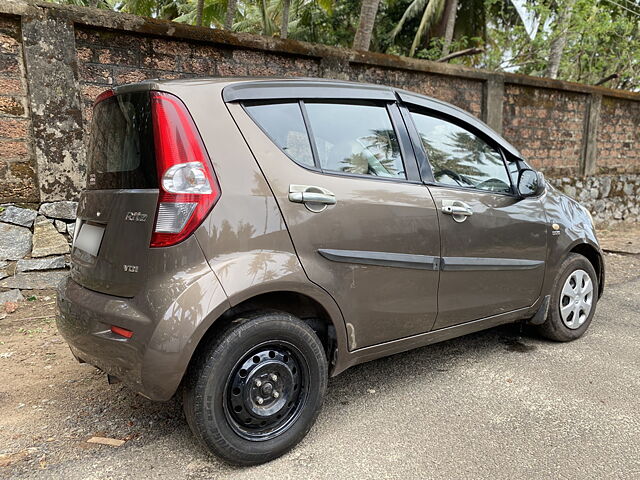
[401,103,519,197]
[395,90,522,159]
[242,98,423,185]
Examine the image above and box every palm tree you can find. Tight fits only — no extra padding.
[224,0,237,29]
[441,0,457,56]
[390,0,446,56]
[353,0,382,51]
[545,0,577,79]
[195,0,204,25]
[391,0,526,58]
[280,0,291,38]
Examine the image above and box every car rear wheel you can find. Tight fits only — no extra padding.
[537,253,599,342]
[183,312,327,466]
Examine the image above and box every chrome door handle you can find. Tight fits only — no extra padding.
[442,201,473,222]
[289,192,337,205]
[289,185,336,212]
[442,205,473,216]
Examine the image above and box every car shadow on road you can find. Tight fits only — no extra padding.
[324,322,540,405]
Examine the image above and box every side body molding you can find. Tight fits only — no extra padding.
[318,248,545,272]
[318,249,439,270]
[441,257,545,271]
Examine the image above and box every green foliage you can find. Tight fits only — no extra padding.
[481,0,640,89]
[48,0,640,90]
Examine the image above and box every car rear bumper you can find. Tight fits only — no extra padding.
[57,265,230,401]
[57,275,152,396]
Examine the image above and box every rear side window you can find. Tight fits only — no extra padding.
[410,111,512,194]
[305,103,405,179]
[87,92,157,190]
[243,102,314,167]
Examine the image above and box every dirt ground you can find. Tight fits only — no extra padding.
[0,245,639,478]
[0,290,185,476]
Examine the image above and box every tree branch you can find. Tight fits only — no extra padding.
[595,73,619,86]
[437,47,484,63]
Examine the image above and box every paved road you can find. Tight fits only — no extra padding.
[5,252,640,479]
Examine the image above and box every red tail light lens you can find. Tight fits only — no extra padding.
[94,89,114,106]
[150,92,220,248]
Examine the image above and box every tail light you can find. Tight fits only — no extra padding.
[150,92,220,247]
[94,89,114,106]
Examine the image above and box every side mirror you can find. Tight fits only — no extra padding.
[517,169,545,197]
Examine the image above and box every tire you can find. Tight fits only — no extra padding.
[183,312,327,466]
[537,253,599,342]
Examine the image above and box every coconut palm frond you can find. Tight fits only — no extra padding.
[389,0,430,40]
[409,0,446,55]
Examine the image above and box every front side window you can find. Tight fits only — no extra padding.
[244,102,314,167]
[305,103,406,179]
[410,111,512,194]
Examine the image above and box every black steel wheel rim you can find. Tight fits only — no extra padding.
[223,340,309,441]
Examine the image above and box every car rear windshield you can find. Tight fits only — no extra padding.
[86,91,157,190]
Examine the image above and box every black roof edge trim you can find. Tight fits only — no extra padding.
[223,80,396,102]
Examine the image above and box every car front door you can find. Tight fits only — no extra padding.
[227,89,440,350]
[403,103,548,330]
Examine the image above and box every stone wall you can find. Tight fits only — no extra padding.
[549,175,640,225]
[0,202,75,302]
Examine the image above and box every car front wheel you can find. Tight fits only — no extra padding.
[537,253,599,342]
[183,312,327,466]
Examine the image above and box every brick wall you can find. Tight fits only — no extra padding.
[74,26,322,135]
[597,97,640,173]
[0,0,639,224]
[0,15,37,204]
[347,64,484,117]
[502,85,588,176]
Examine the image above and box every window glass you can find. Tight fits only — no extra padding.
[87,92,157,190]
[244,102,314,167]
[305,103,406,179]
[410,111,512,193]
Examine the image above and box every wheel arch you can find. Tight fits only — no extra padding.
[185,286,348,388]
[569,242,605,298]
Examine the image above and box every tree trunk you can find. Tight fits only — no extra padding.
[224,0,237,30]
[195,0,204,26]
[441,0,458,57]
[545,0,577,79]
[352,0,382,51]
[281,0,291,39]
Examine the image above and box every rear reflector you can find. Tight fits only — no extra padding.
[149,92,220,247]
[111,325,134,339]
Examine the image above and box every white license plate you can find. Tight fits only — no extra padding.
[73,223,105,257]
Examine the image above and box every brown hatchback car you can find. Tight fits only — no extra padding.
[57,77,604,465]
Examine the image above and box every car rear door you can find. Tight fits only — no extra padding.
[225,83,440,350]
[71,89,160,298]
[400,95,547,329]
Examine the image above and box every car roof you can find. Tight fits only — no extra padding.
[116,76,521,158]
